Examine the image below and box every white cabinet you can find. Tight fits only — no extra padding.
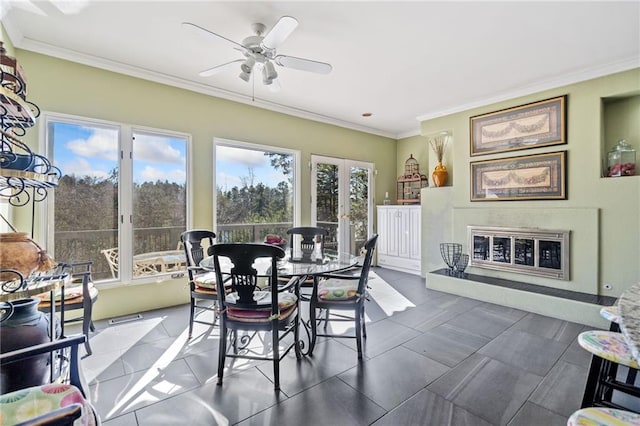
[377,205,421,275]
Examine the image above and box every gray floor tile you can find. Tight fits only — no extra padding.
[134,368,283,425]
[120,336,182,374]
[428,353,543,426]
[257,339,360,396]
[79,267,597,426]
[338,345,449,411]
[371,388,494,426]
[444,306,520,339]
[235,377,386,426]
[333,317,422,358]
[529,360,587,417]
[511,312,584,344]
[478,303,528,322]
[427,294,484,314]
[89,358,201,421]
[183,347,222,386]
[102,412,138,426]
[83,350,126,384]
[388,303,457,331]
[561,334,594,368]
[403,322,491,367]
[507,402,568,426]
[478,329,568,376]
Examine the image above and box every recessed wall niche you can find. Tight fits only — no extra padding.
[602,93,640,178]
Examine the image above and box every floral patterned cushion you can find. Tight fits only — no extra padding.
[0,383,96,426]
[600,305,621,324]
[578,330,640,369]
[568,407,640,426]
[317,278,359,301]
[226,291,297,309]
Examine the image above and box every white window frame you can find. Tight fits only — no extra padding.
[213,137,301,233]
[39,111,192,287]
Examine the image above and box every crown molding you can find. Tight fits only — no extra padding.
[416,56,640,123]
[11,35,398,139]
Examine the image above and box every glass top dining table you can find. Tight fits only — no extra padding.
[198,246,359,356]
[198,248,360,277]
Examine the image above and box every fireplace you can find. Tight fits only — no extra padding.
[468,226,570,280]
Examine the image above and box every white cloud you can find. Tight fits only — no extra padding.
[66,128,118,161]
[139,166,185,183]
[216,171,243,190]
[133,134,184,165]
[65,129,184,165]
[216,145,268,167]
[61,157,110,179]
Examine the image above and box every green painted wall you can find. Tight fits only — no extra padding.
[13,49,397,319]
[400,69,640,313]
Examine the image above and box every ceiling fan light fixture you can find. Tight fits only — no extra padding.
[263,60,278,82]
[239,70,251,82]
[240,56,255,74]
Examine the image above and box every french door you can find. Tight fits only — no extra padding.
[311,155,374,255]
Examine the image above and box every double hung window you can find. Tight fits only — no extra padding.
[43,114,190,283]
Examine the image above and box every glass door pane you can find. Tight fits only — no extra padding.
[349,165,371,255]
[311,156,373,255]
[314,161,339,251]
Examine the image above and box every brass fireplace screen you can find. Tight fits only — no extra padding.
[468,226,570,280]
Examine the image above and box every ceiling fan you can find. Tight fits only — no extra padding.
[182,16,332,92]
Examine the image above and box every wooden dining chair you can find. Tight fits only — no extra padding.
[278,227,329,290]
[210,242,301,391]
[286,227,328,262]
[36,261,98,356]
[180,229,220,338]
[308,234,378,359]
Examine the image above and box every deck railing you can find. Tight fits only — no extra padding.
[54,221,340,281]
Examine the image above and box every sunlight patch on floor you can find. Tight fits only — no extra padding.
[366,272,416,317]
[106,325,190,417]
[82,317,164,383]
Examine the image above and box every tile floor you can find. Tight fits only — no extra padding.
[74,267,602,425]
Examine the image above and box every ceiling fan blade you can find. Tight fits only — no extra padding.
[261,16,298,50]
[198,59,244,77]
[274,55,332,75]
[182,22,248,53]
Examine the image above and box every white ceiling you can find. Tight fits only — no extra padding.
[3,1,639,139]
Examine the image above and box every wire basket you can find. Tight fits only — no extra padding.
[453,254,469,275]
[440,243,462,271]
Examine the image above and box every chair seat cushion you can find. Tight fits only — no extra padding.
[36,287,99,309]
[578,330,640,369]
[194,271,217,289]
[227,304,297,323]
[226,291,297,310]
[317,278,359,301]
[36,282,97,302]
[568,407,640,425]
[0,383,96,426]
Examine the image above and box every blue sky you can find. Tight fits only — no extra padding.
[51,122,186,184]
[215,145,290,190]
[50,122,289,188]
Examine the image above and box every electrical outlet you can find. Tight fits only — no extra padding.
[604,283,613,290]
